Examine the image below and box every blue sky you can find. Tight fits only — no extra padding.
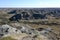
[0,0,60,8]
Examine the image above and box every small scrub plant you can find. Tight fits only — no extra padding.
[0,36,16,40]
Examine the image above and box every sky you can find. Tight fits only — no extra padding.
[0,0,60,8]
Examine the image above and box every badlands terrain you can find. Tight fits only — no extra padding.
[0,8,60,40]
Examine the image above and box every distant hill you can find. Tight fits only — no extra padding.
[0,8,60,21]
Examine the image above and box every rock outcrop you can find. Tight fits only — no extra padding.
[0,24,58,40]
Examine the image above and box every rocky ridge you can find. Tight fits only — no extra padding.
[0,24,59,40]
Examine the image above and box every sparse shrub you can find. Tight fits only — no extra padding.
[0,36,16,40]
